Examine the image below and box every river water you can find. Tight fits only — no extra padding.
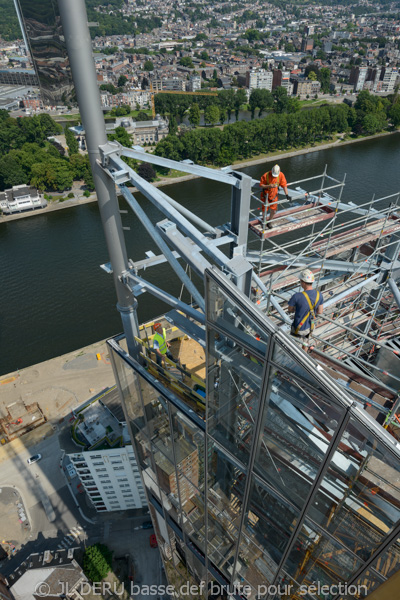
[1,134,400,376]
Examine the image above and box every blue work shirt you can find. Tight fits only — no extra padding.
[288,289,324,333]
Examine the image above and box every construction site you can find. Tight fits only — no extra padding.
[39,3,400,598]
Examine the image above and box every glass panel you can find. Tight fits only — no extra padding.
[339,569,385,599]
[372,535,400,579]
[16,0,74,104]
[207,442,246,581]
[170,405,206,551]
[243,476,299,585]
[284,519,363,599]
[273,341,335,394]
[309,416,400,561]
[111,350,146,435]
[255,366,344,511]
[206,277,269,355]
[207,327,264,464]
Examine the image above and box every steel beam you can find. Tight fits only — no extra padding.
[246,252,374,274]
[155,187,217,235]
[156,220,212,277]
[324,273,380,308]
[118,184,205,311]
[57,0,140,360]
[230,172,252,257]
[108,153,230,269]
[120,147,239,187]
[387,278,400,312]
[123,272,205,325]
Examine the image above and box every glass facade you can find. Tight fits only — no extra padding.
[14,0,74,105]
[108,268,400,600]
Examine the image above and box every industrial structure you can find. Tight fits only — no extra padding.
[13,0,400,597]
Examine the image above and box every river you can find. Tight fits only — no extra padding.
[1,134,400,376]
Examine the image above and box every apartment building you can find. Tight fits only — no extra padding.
[246,69,273,91]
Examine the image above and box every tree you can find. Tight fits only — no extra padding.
[204,105,220,126]
[65,128,79,155]
[308,71,317,81]
[194,33,208,42]
[188,103,201,127]
[389,103,400,127]
[144,60,154,72]
[318,67,331,94]
[138,162,156,182]
[83,544,113,583]
[200,51,209,61]
[234,89,247,120]
[273,87,289,113]
[117,75,127,88]
[108,126,132,147]
[141,76,149,89]
[136,111,151,121]
[180,57,194,69]
[0,153,26,189]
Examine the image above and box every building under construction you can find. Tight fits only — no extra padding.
[17,0,400,598]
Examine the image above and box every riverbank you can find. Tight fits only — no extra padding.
[1,129,398,224]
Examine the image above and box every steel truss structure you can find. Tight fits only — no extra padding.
[57,2,400,599]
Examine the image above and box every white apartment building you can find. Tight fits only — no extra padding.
[246,69,273,91]
[188,75,201,92]
[69,445,147,512]
[281,71,294,96]
[68,390,147,512]
[375,67,398,93]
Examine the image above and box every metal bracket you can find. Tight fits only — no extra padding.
[99,141,122,168]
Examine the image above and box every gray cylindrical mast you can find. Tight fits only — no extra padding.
[57,0,140,358]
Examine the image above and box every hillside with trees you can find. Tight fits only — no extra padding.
[0,111,94,192]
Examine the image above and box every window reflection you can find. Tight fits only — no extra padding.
[284,519,363,599]
[243,477,299,585]
[372,535,400,579]
[309,416,400,561]
[207,327,264,464]
[16,0,74,105]
[255,367,343,511]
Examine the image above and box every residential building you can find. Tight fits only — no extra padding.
[292,78,321,98]
[375,67,398,93]
[246,69,273,91]
[301,38,314,53]
[0,185,46,215]
[0,68,38,87]
[68,390,147,512]
[349,66,378,92]
[7,548,88,600]
[188,75,201,92]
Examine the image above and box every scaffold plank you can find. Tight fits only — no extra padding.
[311,217,400,257]
[248,203,335,239]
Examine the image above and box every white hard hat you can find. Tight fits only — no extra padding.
[300,269,315,283]
[271,164,280,177]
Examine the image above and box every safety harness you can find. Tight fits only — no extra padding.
[294,291,320,335]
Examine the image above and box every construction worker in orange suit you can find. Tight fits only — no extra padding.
[260,164,291,229]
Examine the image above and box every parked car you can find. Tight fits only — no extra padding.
[142,521,153,529]
[27,454,42,465]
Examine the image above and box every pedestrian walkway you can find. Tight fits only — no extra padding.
[57,525,84,550]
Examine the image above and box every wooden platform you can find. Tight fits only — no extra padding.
[249,203,335,239]
[311,216,400,257]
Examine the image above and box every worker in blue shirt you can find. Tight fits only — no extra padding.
[288,269,323,351]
